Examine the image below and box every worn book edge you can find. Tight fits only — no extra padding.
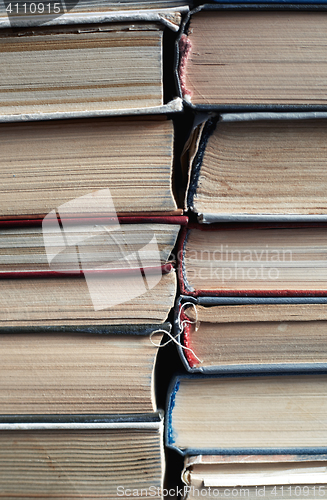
[0,98,184,124]
[174,296,327,375]
[177,4,327,111]
[0,5,189,30]
[0,411,164,430]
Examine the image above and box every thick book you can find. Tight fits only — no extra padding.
[176,296,327,373]
[0,116,180,218]
[182,454,327,500]
[178,223,327,296]
[0,12,185,120]
[178,5,327,110]
[0,323,169,414]
[183,113,327,221]
[166,372,327,455]
[0,413,164,499]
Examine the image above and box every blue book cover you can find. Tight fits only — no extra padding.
[166,372,327,455]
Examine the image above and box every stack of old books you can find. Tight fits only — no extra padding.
[167,2,327,498]
[0,1,189,498]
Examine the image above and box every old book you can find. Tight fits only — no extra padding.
[0,14,184,119]
[0,117,179,218]
[184,114,327,221]
[0,414,164,499]
[179,7,327,109]
[0,268,176,326]
[177,298,327,373]
[0,215,181,325]
[0,217,184,273]
[182,454,327,500]
[166,373,327,455]
[178,223,327,296]
[0,324,168,414]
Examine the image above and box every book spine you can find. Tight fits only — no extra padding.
[165,377,181,451]
[187,116,219,212]
[177,227,192,295]
[180,307,198,368]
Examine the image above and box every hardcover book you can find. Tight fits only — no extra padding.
[0,216,185,273]
[166,373,327,455]
[182,454,327,500]
[176,296,327,373]
[183,113,327,221]
[0,11,186,119]
[0,216,185,325]
[0,262,177,327]
[178,223,327,296]
[178,6,327,110]
[0,323,169,414]
[0,117,179,218]
[0,414,164,499]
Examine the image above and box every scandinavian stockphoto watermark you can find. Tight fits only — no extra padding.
[185,245,294,283]
[4,0,80,26]
[42,189,162,311]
